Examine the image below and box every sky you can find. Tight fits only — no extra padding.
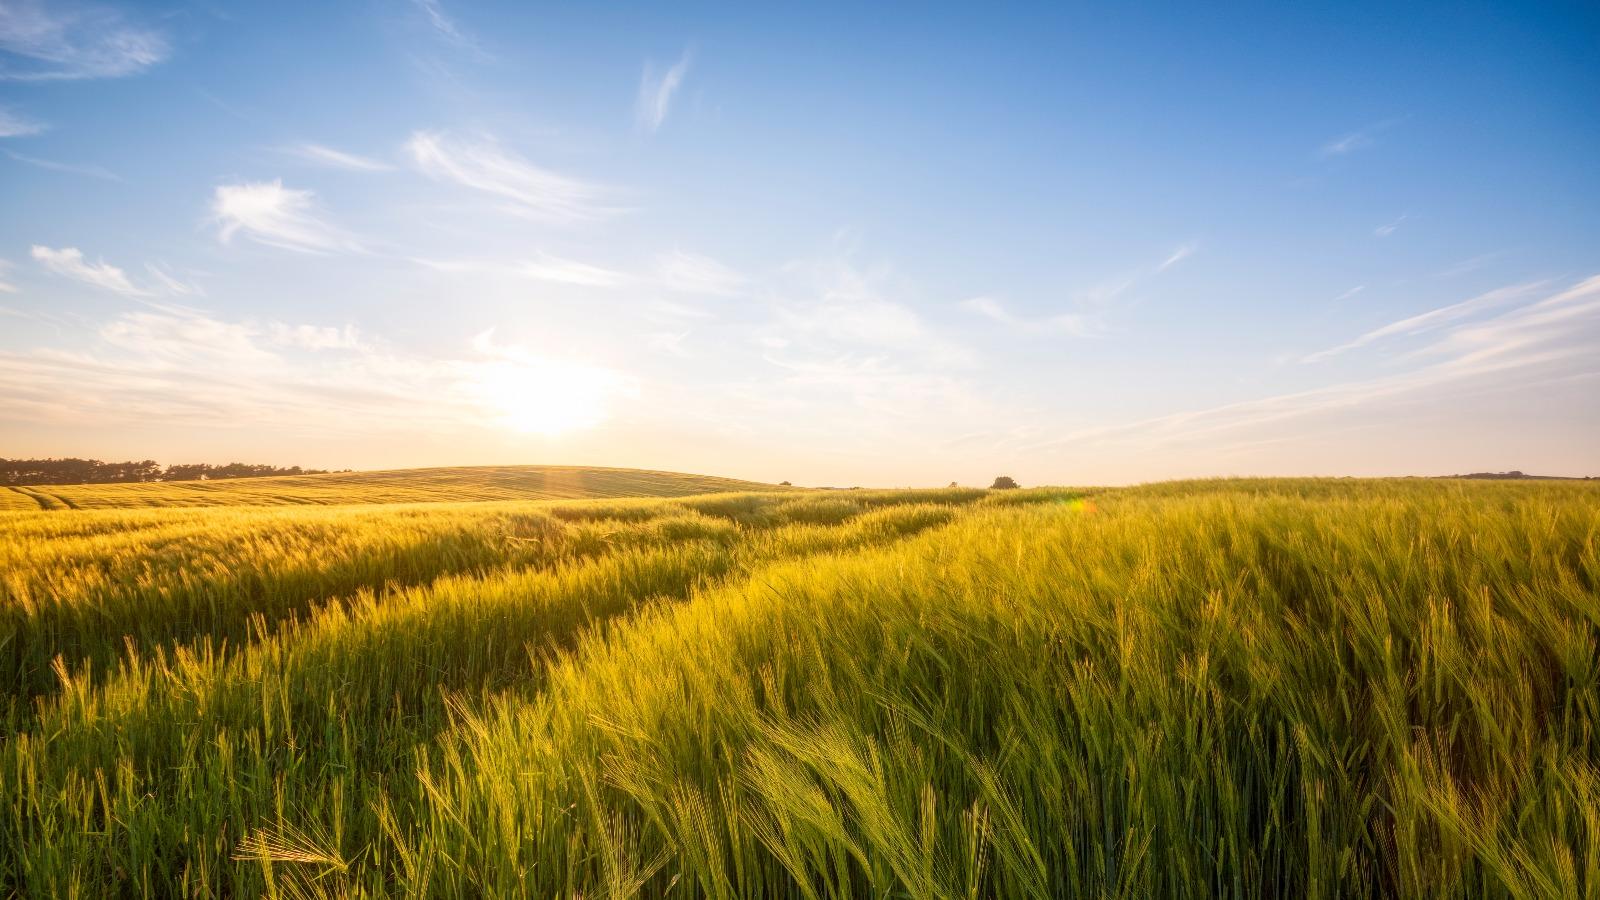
[1,0,1597,486]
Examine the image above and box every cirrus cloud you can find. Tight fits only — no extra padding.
[406,131,615,223]
[0,104,45,137]
[31,245,199,297]
[31,245,149,296]
[961,296,1095,337]
[283,142,396,172]
[0,0,170,81]
[211,180,363,255]
[635,50,692,133]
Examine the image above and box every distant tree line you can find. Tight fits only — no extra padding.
[0,458,341,486]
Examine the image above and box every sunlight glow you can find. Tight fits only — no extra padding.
[470,357,626,436]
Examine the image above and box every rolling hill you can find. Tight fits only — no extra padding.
[1,465,780,510]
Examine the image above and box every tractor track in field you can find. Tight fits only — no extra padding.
[8,486,54,511]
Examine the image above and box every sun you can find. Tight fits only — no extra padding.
[472,357,624,436]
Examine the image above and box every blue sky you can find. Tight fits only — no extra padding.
[1,0,1596,485]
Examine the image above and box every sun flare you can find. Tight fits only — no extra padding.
[471,358,624,436]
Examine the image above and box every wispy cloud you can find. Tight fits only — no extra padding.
[410,0,488,59]
[31,245,150,296]
[197,88,254,123]
[646,298,712,320]
[1158,242,1197,271]
[1431,276,1600,360]
[0,305,636,437]
[100,308,277,361]
[1094,242,1196,304]
[961,296,1095,337]
[406,131,613,223]
[283,143,395,172]
[415,253,630,288]
[413,249,741,294]
[645,330,692,357]
[969,243,1196,340]
[0,104,45,136]
[1435,252,1500,279]
[517,254,630,287]
[30,245,199,298]
[1374,215,1407,237]
[753,352,981,426]
[1025,276,1600,461]
[5,149,119,180]
[0,259,16,293]
[0,0,169,81]
[268,322,361,351]
[1333,285,1366,302]
[142,263,200,297]
[768,252,974,370]
[1320,131,1373,157]
[211,180,363,255]
[654,250,744,296]
[1318,117,1405,158]
[1302,282,1545,363]
[635,49,692,133]
[783,300,931,349]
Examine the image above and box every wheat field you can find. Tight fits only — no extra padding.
[0,465,779,511]
[2,477,1596,898]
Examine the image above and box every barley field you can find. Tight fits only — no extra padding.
[2,476,1596,898]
